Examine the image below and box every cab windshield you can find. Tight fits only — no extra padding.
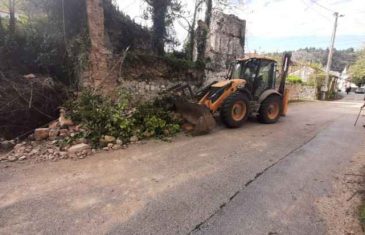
[230,63,242,80]
[229,60,258,81]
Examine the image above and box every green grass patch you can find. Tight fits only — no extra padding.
[359,203,365,228]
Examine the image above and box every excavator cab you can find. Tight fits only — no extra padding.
[228,57,279,100]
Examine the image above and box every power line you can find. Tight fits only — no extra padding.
[309,0,335,13]
[300,0,332,21]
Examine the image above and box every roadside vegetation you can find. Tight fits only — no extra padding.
[350,48,365,87]
[359,203,365,230]
[65,90,181,147]
[287,75,303,84]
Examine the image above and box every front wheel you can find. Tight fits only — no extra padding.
[220,92,249,128]
[258,95,282,124]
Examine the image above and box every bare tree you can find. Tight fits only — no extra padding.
[196,0,212,61]
[8,0,15,35]
[187,0,204,60]
[144,0,182,56]
[205,0,212,29]
[0,14,4,37]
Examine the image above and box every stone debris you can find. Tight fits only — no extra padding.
[130,136,139,143]
[100,135,116,145]
[0,114,134,163]
[2,141,66,163]
[8,155,18,162]
[116,138,123,145]
[68,143,91,154]
[23,74,36,80]
[0,140,15,150]
[19,156,27,161]
[49,120,60,129]
[48,128,60,140]
[112,144,122,150]
[34,128,50,141]
[59,108,74,127]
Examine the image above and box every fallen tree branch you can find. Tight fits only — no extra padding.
[93,46,130,93]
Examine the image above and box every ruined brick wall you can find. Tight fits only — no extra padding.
[83,0,117,93]
[205,11,246,71]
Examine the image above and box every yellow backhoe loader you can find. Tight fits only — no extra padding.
[171,53,292,135]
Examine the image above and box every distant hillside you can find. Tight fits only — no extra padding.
[266,47,357,72]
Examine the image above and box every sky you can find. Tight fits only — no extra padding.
[116,0,365,53]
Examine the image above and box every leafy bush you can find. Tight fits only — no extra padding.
[163,54,206,71]
[287,75,303,84]
[66,90,181,147]
[133,102,180,138]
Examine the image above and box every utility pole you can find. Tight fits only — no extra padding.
[322,12,343,100]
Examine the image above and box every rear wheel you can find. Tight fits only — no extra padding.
[258,95,282,124]
[220,92,249,128]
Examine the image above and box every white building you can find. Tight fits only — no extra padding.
[289,65,316,83]
[337,67,356,91]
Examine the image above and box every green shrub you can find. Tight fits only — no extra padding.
[133,101,181,138]
[66,89,181,147]
[287,75,303,84]
[163,55,195,72]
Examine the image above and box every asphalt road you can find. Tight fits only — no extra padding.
[1,93,365,235]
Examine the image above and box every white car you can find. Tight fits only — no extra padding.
[355,87,365,94]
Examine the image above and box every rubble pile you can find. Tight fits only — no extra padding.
[0,111,135,163]
[2,141,71,162]
[0,117,88,163]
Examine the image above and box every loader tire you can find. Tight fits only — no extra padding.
[258,95,281,124]
[220,92,249,128]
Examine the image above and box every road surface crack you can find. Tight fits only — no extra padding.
[188,128,324,234]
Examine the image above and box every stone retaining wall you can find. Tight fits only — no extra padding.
[287,84,317,101]
[119,79,200,101]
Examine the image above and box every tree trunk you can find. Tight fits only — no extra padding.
[84,0,114,92]
[151,0,169,56]
[188,0,201,61]
[0,15,4,38]
[8,0,16,35]
[205,0,212,29]
[196,0,212,62]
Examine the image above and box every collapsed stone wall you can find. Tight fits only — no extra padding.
[205,11,246,71]
[118,54,205,100]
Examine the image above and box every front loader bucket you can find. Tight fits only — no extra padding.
[174,99,216,136]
